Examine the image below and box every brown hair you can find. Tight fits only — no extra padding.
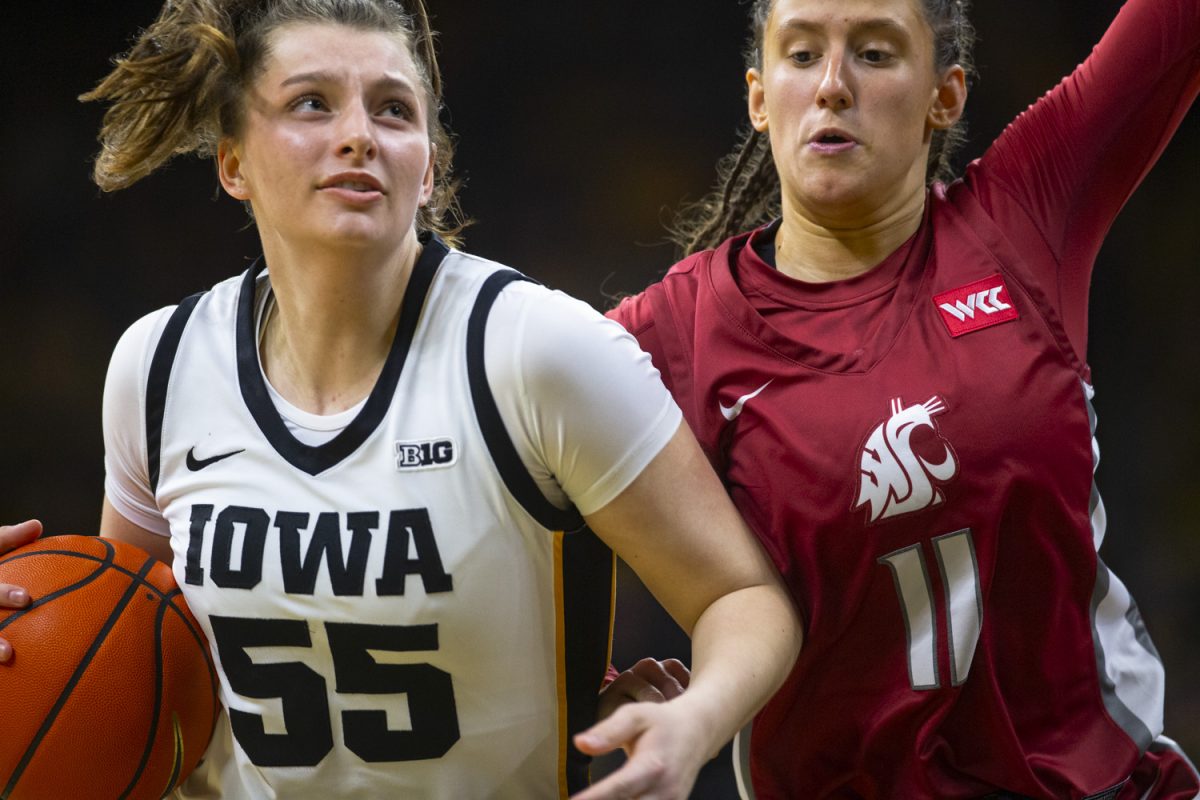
[670,0,975,257]
[81,0,466,245]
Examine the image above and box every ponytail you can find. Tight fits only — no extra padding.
[81,0,466,246]
[81,0,240,191]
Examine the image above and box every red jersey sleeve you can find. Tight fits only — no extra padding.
[607,286,680,399]
[970,0,1200,357]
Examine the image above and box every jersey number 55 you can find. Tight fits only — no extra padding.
[209,616,460,766]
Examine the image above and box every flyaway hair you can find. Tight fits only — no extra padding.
[81,0,466,245]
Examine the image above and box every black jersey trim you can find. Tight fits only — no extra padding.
[147,292,205,495]
[750,218,782,267]
[235,235,449,476]
[561,528,615,792]
[465,270,585,532]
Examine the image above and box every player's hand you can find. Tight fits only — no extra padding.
[570,696,713,800]
[597,658,690,731]
[0,520,41,663]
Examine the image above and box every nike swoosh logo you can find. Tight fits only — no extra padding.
[186,447,246,472]
[719,381,773,422]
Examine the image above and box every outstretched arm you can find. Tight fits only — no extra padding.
[977,0,1200,354]
[571,423,802,800]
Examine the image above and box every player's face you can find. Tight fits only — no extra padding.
[216,22,435,254]
[749,0,964,223]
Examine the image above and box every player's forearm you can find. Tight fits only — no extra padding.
[679,582,803,760]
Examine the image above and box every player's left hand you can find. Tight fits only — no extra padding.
[569,696,713,800]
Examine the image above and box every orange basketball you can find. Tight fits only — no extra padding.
[0,535,219,799]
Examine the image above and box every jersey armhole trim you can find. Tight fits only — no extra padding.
[146,292,206,495]
[466,270,586,533]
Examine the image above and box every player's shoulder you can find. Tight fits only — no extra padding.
[444,248,606,330]
[492,278,623,358]
[436,246,516,286]
[112,269,247,371]
[608,238,736,335]
[109,306,176,383]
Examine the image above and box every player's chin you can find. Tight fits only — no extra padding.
[323,219,402,249]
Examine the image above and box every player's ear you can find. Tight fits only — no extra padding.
[928,64,967,131]
[418,143,436,208]
[217,138,251,201]
[748,68,769,133]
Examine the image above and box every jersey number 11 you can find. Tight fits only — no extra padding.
[878,529,983,690]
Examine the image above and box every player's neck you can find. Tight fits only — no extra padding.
[256,235,421,416]
[774,191,925,284]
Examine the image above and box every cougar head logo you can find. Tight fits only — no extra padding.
[855,396,958,524]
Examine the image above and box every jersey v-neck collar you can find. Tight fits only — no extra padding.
[745,219,910,309]
[710,209,933,373]
[235,235,449,476]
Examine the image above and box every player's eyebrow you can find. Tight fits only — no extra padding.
[774,17,911,40]
[279,71,418,94]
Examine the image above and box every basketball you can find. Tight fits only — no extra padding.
[0,535,219,799]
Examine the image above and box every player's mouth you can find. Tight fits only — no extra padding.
[808,128,858,154]
[318,172,386,202]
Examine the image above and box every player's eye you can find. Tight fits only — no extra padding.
[290,95,328,113]
[379,100,414,120]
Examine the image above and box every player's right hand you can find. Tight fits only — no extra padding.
[0,520,41,663]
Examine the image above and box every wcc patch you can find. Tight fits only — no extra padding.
[933,273,1019,337]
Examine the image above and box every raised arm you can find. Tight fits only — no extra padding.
[569,423,802,800]
[976,0,1200,351]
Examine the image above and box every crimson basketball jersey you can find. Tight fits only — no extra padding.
[610,0,1199,796]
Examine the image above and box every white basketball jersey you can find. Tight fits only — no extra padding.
[146,239,614,798]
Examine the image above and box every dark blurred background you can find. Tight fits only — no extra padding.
[1,1,1196,794]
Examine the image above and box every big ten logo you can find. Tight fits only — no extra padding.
[395,439,457,471]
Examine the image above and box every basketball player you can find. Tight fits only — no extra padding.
[0,1,804,798]
[606,0,1200,796]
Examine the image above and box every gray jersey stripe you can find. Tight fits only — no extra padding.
[1084,381,1166,753]
[1083,381,1164,752]
[733,722,756,800]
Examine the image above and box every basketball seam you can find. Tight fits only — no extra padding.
[162,588,222,741]
[119,587,173,798]
[0,548,117,635]
[1,556,157,800]
[1,547,170,598]
[1,551,216,681]
[0,539,219,797]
